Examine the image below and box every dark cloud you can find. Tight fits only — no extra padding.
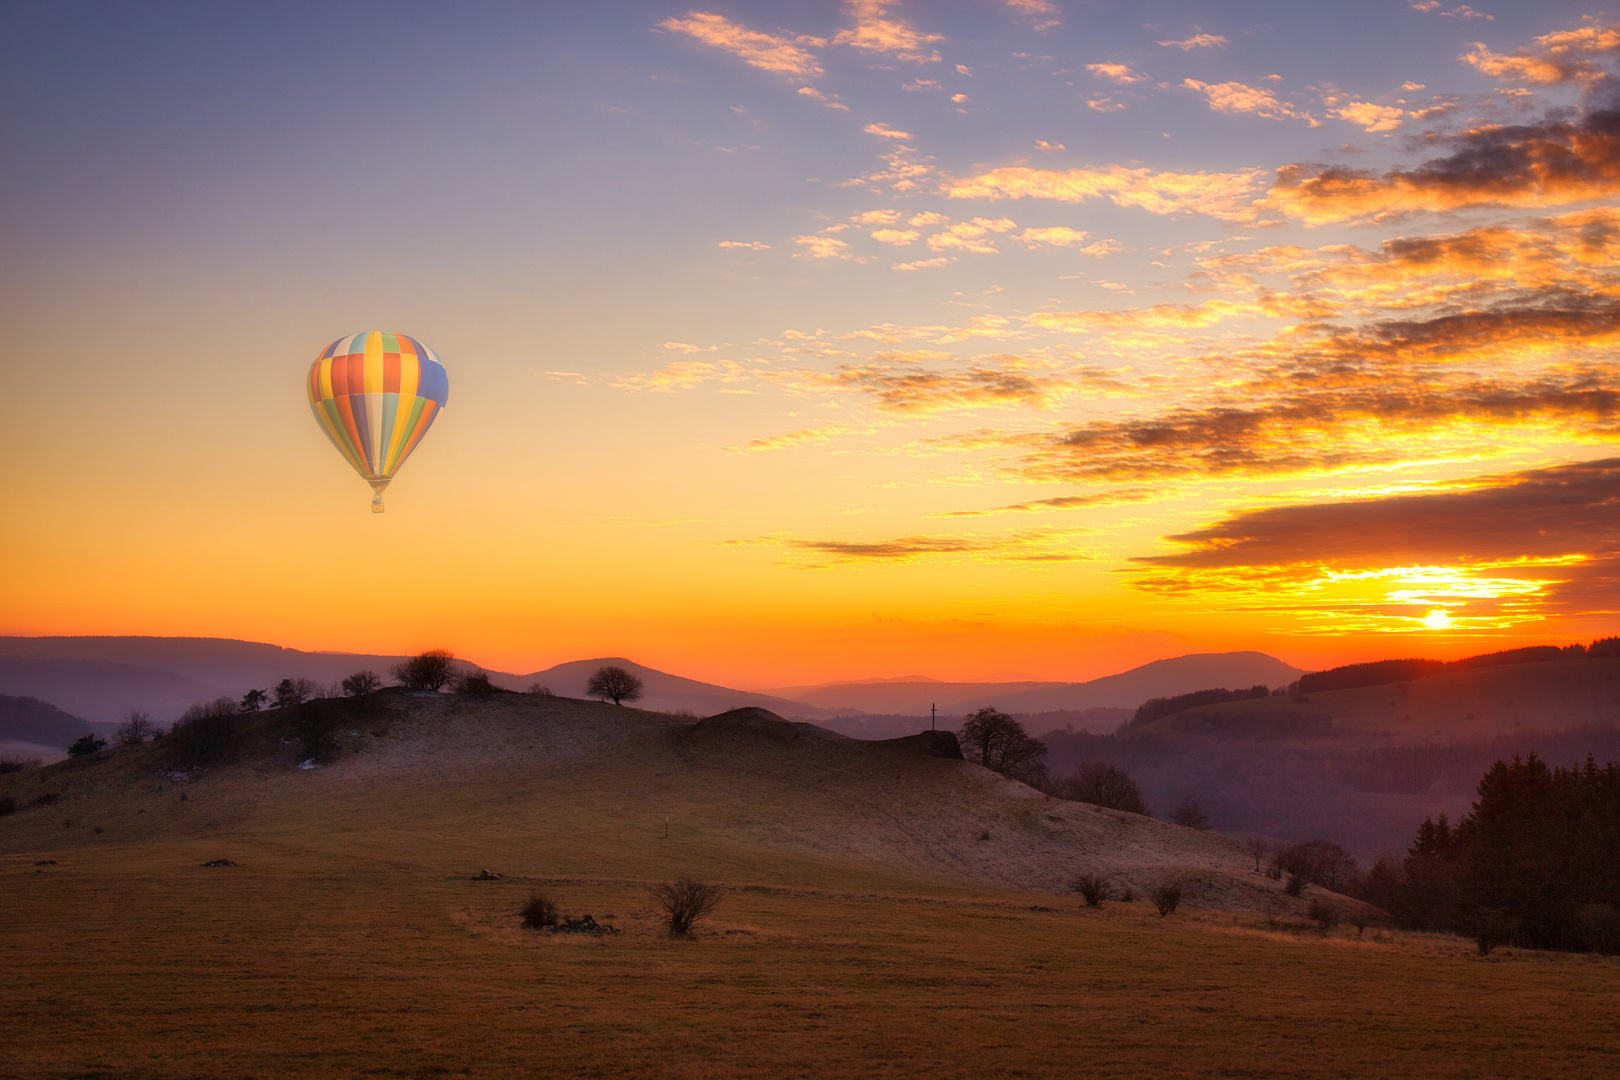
[732,528,1091,565]
[934,488,1160,516]
[1128,457,1620,621]
[1268,108,1620,223]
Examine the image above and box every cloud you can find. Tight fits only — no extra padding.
[717,240,771,250]
[946,165,1267,221]
[893,256,952,270]
[833,0,944,63]
[1005,0,1060,31]
[1265,106,1620,224]
[1183,79,1316,124]
[613,359,752,392]
[1326,99,1407,133]
[840,146,937,192]
[1411,2,1493,20]
[731,423,865,453]
[1035,140,1065,151]
[1016,226,1091,247]
[865,122,914,140]
[1086,97,1127,113]
[739,526,1091,565]
[1027,299,1261,331]
[926,217,1017,254]
[659,11,825,79]
[871,228,920,244]
[797,86,850,109]
[1462,23,1620,87]
[1088,62,1145,84]
[794,234,853,259]
[1128,457,1620,629]
[794,354,1095,412]
[854,209,902,224]
[1158,33,1228,50]
[935,488,1160,517]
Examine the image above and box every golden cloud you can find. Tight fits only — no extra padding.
[660,11,825,79]
[737,526,1091,565]
[833,0,944,63]
[1087,62,1145,84]
[1462,23,1620,87]
[1183,79,1315,124]
[1158,33,1228,50]
[945,165,1267,221]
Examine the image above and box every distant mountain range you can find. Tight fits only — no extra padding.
[0,635,1304,748]
[765,652,1307,718]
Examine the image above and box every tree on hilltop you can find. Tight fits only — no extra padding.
[587,666,644,706]
[114,710,158,747]
[342,670,382,697]
[391,649,456,692]
[958,707,1047,780]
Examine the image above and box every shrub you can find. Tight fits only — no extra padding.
[1308,900,1340,934]
[1150,884,1182,917]
[67,734,107,758]
[0,757,41,774]
[1285,873,1305,897]
[0,796,15,816]
[454,670,495,695]
[1059,761,1151,816]
[341,670,382,697]
[1172,798,1210,830]
[587,666,644,706]
[520,892,560,930]
[528,684,554,696]
[1073,874,1112,908]
[391,649,456,692]
[650,876,724,937]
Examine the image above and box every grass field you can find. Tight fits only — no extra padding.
[3,695,1617,1078]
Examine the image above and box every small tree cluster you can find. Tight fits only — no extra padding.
[1056,761,1151,816]
[649,876,724,937]
[274,678,320,710]
[1276,839,1358,890]
[168,696,243,763]
[454,669,496,695]
[391,649,456,692]
[587,666,644,706]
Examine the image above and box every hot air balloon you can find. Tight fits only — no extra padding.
[306,331,449,512]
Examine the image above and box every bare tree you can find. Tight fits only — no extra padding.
[1247,835,1269,873]
[587,666,644,706]
[114,710,158,747]
[649,876,724,937]
[1058,761,1151,816]
[341,670,382,697]
[391,649,456,692]
[958,708,1047,779]
[1172,797,1210,830]
[1150,883,1183,917]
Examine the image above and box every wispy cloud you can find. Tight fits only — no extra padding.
[736,526,1091,565]
[1183,79,1316,124]
[833,0,944,63]
[1158,32,1228,50]
[945,165,1268,221]
[864,122,914,140]
[935,488,1160,517]
[659,11,824,79]
[1087,62,1145,84]
[1462,23,1620,87]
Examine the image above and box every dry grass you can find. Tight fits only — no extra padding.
[2,695,1617,1077]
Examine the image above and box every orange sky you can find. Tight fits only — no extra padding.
[4,3,1617,687]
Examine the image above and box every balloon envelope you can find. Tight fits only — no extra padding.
[306,331,449,510]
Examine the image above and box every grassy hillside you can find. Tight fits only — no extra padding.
[3,693,1617,1078]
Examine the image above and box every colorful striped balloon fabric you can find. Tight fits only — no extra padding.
[306,331,449,511]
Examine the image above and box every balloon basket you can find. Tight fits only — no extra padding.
[371,493,385,514]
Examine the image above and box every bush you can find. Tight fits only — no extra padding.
[341,670,382,697]
[529,684,554,696]
[650,876,724,937]
[1285,873,1305,897]
[1172,797,1210,830]
[587,666,644,706]
[1072,874,1112,908]
[0,795,15,816]
[67,734,107,758]
[0,757,41,774]
[1150,884,1182,917]
[454,670,496,695]
[1059,761,1150,816]
[1308,900,1340,934]
[391,649,456,692]
[520,892,559,930]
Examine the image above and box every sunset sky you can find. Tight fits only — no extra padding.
[4,0,1618,686]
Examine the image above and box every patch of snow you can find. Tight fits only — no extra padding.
[297,759,322,770]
